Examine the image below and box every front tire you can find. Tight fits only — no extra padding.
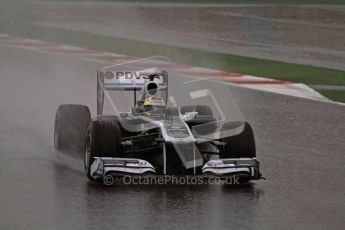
[221,122,256,183]
[84,119,122,180]
[221,122,256,158]
[221,121,256,159]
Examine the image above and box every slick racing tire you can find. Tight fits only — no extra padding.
[180,105,216,135]
[221,121,256,158]
[54,104,91,154]
[85,119,122,180]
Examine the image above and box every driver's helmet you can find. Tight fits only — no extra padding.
[143,96,166,112]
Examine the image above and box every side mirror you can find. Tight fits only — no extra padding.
[120,112,128,118]
[182,112,198,121]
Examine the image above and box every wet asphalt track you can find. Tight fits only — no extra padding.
[0,46,345,230]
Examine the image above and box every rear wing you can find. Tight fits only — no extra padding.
[97,67,168,115]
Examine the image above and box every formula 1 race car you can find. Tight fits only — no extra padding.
[54,57,263,184]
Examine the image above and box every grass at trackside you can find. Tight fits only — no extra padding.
[1,20,345,101]
[316,90,345,103]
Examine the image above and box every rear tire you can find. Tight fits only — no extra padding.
[221,122,256,158]
[54,104,91,154]
[85,119,122,180]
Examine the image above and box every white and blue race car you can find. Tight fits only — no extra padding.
[54,57,263,184]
